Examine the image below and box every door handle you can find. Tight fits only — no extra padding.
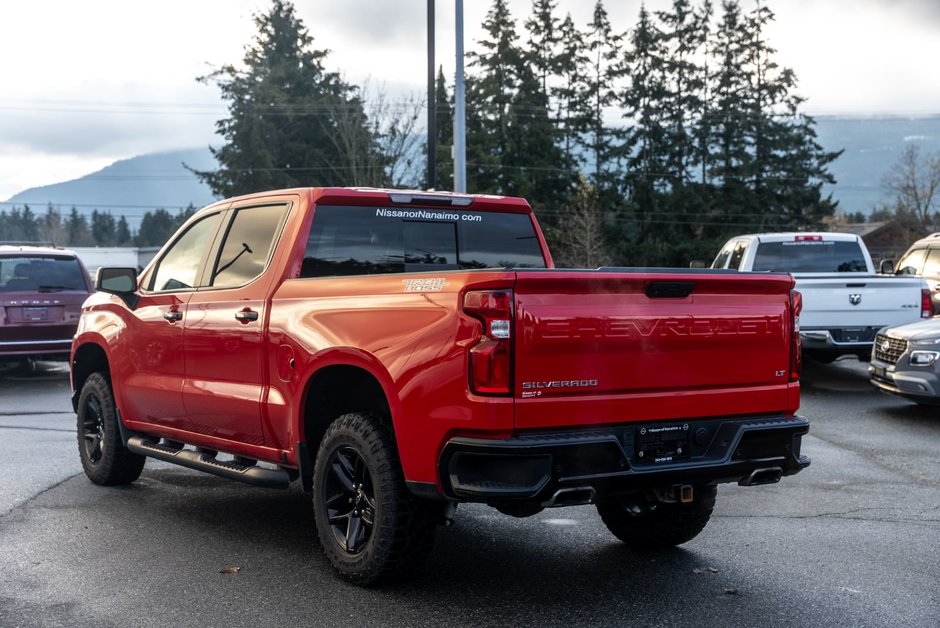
[163,310,183,322]
[235,309,259,323]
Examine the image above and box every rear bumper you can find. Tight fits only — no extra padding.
[438,415,810,504]
[800,328,874,351]
[0,337,73,359]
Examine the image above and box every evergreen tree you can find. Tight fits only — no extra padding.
[705,0,755,230]
[66,207,94,246]
[467,0,569,210]
[91,210,117,246]
[738,1,840,228]
[466,0,521,195]
[19,206,39,243]
[39,205,68,246]
[657,0,712,186]
[524,0,561,96]
[582,1,623,188]
[618,4,670,263]
[553,13,590,175]
[136,209,177,247]
[191,0,377,196]
[116,216,133,246]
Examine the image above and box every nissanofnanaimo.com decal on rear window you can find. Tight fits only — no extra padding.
[375,208,483,222]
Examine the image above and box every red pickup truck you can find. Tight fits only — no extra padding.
[71,187,809,584]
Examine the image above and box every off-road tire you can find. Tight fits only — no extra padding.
[312,412,437,585]
[597,484,717,549]
[77,372,146,485]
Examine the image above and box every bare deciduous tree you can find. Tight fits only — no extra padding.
[551,177,613,268]
[326,80,424,188]
[882,143,940,231]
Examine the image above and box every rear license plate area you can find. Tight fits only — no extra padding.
[23,307,48,322]
[843,327,864,342]
[636,423,690,464]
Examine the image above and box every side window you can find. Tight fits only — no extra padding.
[211,204,288,288]
[150,213,222,292]
[896,248,927,276]
[728,241,749,270]
[711,242,734,269]
[922,249,940,278]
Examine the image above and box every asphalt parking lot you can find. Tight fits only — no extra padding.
[0,359,937,627]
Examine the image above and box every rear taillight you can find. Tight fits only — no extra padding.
[790,290,803,382]
[922,289,933,318]
[463,289,513,395]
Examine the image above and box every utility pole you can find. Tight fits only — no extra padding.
[427,0,436,190]
[453,0,467,193]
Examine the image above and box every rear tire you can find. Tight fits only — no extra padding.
[312,412,437,585]
[597,485,717,549]
[77,372,145,485]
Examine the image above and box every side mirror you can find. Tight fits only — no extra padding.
[878,259,895,275]
[689,260,707,269]
[95,267,139,308]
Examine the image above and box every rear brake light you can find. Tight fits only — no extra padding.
[922,289,933,318]
[790,290,802,382]
[794,235,822,242]
[463,290,513,395]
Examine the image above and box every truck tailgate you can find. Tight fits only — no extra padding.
[513,270,797,429]
[794,275,925,328]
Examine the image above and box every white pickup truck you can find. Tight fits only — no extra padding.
[711,232,933,362]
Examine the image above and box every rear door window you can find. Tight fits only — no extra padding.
[751,240,868,272]
[301,205,546,278]
[728,241,749,270]
[922,249,940,278]
[210,204,289,288]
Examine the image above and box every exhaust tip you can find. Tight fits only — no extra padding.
[544,487,596,508]
[739,467,784,487]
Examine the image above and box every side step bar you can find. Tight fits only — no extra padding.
[127,436,290,489]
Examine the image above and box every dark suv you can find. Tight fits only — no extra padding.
[0,245,93,362]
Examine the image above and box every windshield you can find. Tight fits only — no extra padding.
[751,241,868,273]
[0,256,87,291]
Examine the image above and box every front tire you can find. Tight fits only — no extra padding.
[597,484,717,549]
[77,372,145,485]
[312,412,437,585]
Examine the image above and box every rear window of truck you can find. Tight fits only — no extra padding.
[301,205,546,277]
[751,240,868,273]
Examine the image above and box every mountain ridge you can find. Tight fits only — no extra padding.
[4,115,940,229]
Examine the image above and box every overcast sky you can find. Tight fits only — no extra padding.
[2,0,939,201]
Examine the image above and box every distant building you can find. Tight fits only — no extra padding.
[71,247,161,275]
[839,222,922,262]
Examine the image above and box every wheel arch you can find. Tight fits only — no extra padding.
[299,361,398,463]
[71,340,111,412]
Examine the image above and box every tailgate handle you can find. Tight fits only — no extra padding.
[646,281,696,298]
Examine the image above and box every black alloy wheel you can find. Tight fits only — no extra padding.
[323,445,377,554]
[81,395,106,464]
[76,372,145,485]
[312,412,439,585]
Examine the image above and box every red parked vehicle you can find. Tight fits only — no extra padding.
[70,188,809,584]
[1,245,92,364]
